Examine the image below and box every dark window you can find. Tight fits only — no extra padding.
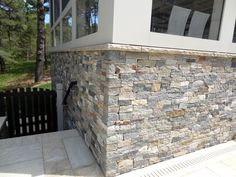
[151,0,224,40]
[76,0,98,38]
[54,0,60,21]
[63,9,72,43]
[50,0,53,26]
[233,22,236,43]
[51,31,55,47]
[62,0,70,11]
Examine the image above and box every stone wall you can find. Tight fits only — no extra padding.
[51,51,109,174]
[52,50,236,177]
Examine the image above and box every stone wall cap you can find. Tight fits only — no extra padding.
[54,43,236,58]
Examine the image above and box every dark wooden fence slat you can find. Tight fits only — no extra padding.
[51,91,57,131]
[33,88,40,133]
[0,93,5,116]
[2,88,57,138]
[39,88,46,132]
[13,89,20,136]
[26,88,34,135]
[45,91,51,131]
[20,88,27,135]
[5,90,14,137]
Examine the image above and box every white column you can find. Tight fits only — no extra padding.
[218,0,236,44]
[209,0,224,40]
[72,0,77,40]
[56,83,63,131]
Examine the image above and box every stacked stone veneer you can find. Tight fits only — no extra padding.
[51,50,236,177]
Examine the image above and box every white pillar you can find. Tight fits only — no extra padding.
[209,0,224,40]
[56,83,63,131]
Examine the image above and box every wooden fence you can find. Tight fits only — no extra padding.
[0,88,57,138]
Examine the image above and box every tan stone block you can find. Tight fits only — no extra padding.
[167,109,186,118]
[149,157,160,165]
[119,93,135,101]
[115,120,131,126]
[108,105,119,113]
[156,100,171,109]
[152,82,161,92]
[174,150,188,157]
[118,159,133,169]
[120,86,133,93]
[118,140,131,148]
[120,105,133,113]
[132,99,148,106]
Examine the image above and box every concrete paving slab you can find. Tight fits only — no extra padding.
[0,159,44,177]
[0,134,42,149]
[206,162,236,177]
[60,129,79,139]
[63,136,95,169]
[72,163,104,177]
[181,168,219,177]
[0,144,42,167]
[222,155,236,170]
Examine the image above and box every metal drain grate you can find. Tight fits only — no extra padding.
[118,141,236,177]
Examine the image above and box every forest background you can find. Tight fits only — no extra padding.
[0,0,51,91]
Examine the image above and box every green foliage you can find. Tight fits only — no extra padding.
[34,82,52,90]
[0,60,51,91]
[0,61,35,91]
[0,0,50,61]
[0,0,26,51]
[0,49,18,64]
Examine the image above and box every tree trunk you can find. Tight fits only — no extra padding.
[35,0,45,83]
[44,34,48,69]
[7,11,11,50]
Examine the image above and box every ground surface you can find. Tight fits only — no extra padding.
[0,129,104,177]
[0,61,51,91]
[0,130,236,177]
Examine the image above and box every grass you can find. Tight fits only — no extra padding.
[33,82,52,90]
[0,61,51,91]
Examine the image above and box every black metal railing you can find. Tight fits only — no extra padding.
[63,81,77,105]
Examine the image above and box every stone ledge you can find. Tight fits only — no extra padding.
[52,43,236,58]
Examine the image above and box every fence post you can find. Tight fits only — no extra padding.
[56,83,63,131]
[0,94,5,116]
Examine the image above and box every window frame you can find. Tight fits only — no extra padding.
[62,8,73,43]
[51,0,101,49]
[76,0,99,39]
[150,0,224,41]
[111,0,236,54]
[233,21,236,43]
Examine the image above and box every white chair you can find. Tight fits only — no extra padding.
[188,11,210,38]
[167,5,191,36]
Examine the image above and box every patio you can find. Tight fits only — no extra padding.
[0,129,104,177]
[0,129,236,177]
